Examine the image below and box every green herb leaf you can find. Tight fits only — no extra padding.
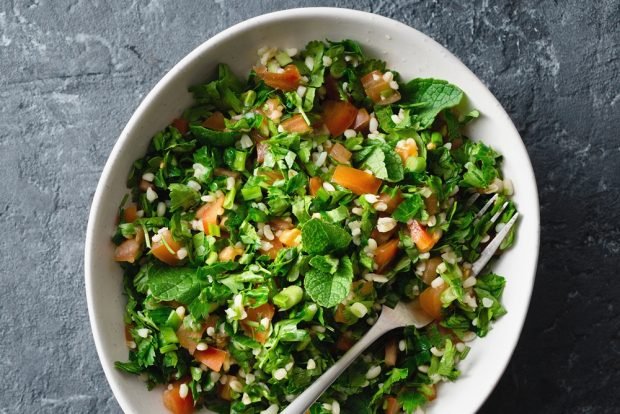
[371,368,409,404]
[190,125,239,148]
[168,184,200,213]
[304,256,353,307]
[393,193,424,223]
[401,78,463,129]
[301,218,352,255]
[147,266,202,304]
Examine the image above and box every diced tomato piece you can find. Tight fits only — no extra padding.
[116,226,145,260]
[219,245,244,262]
[309,177,323,196]
[269,218,294,231]
[424,193,439,215]
[114,235,143,263]
[378,191,403,214]
[281,114,312,134]
[329,142,352,164]
[331,165,382,195]
[196,196,225,236]
[422,257,443,285]
[371,226,398,245]
[176,324,205,355]
[278,228,301,247]
[217,382,233,401]
[259,237,283,260]
[374,239,400,272]
[241,303,275,344]
[395,139,418,164]
[351,280,375,297]
[384,337,398,366]
[419,285,447,320]
[361,70,401,105]
[426,384,437,401]
[122,203,139,223]
[163,382,194,414]
[259,170,284,185]
[194,346,228,372]
[336,332,355,351]
[334,304,348,324]
[124,324,133,341]
[214,168,240,179]
[246,303,276,322]
[171,118,189,134]
[324,75,340,100]
[202,112,226,131]
[256,141,268,164]
[139,179,154,192]
[151,229,183,266]
[255,64,301,92]
[408,220,441,253]
[384,396,400,414]
[352,107,370,132]
[322,100,358,136]
[259,98,284,121]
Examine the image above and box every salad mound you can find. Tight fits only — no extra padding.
[113,39,518,414]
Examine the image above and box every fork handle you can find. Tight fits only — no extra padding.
[281,317,393,414]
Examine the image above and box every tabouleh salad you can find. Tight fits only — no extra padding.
[112,39,518,414]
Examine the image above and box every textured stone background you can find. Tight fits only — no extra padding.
[0,0,618,413]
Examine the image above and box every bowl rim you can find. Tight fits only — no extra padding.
[85,7,540,414]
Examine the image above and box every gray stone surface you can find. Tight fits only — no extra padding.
[0,0,618,413]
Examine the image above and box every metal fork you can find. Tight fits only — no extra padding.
[282,200,519,414]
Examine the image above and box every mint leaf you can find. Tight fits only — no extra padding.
[301,218,352,255]
[383,146,404,182]
[309,255,339,273]
[401,79,463,129]
[393,193,424,223]
[374,105,397,132]
[364,147,387,178]
[304,256,353,307]
[168,183,200,212]
[147,266,202,304]
[363,146,403,182]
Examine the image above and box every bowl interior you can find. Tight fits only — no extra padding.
[86,8,539,414]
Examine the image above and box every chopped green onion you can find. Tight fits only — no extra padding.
[242,90,256,108]
[232,151,247,172]
[273,286,304,310]
[165,310,182,330]
[242,186,263,201]
[159,344,178,354]
[275,51,293,66]
[159,326,179,347]
[206,251,218,265]
[223,187,237,210]
[431,131,444,147]
[406,156,427,173]
[207,223,221,237]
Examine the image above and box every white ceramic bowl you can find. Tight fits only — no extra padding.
[85,7,539,414]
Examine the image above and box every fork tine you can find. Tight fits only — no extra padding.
[489,201,509,224]
[474,194,499,219]
[471,212,519,277]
